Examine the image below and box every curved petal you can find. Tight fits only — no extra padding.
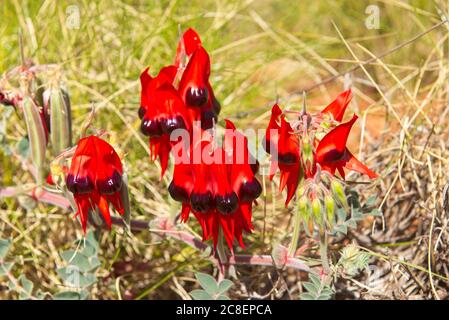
[342,149,378,179]
[175,28,202,67]
[316,114,358,164]
[321,89,352,122]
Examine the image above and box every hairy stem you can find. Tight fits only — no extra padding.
[288,209,301,257]
[319,228,330,273]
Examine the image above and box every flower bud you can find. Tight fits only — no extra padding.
[44,86,72,155]
[298,196,310,222]
[325,195,335,228]
[21,96,47,184]
[331,179,348,210]
[312,198,323,226]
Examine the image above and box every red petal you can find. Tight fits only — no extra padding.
[108,192,125,215]
[140,67,153,109]
[343,149,378,179]
[74,194,90,233]
[180,203,191,222]
[264,104,282,154]
[279,162,301,206]
[178,46,211,110]
[141,65,178,118]
[175,28,202,67]
[218,214,235,252]
[321,89,352,122]
[278,116,300,165]
[95,194,112,229]
[316,114,358,164]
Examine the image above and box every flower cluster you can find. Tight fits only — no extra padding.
[66,135,126,232]
[264,89,378,207]
[168,122,261,251]
[139,28,220,178]
[138,28,262,251]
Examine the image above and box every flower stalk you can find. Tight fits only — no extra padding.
[319,227,330,273]
[288,204,302,257]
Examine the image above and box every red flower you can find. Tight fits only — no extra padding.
[139,28,221,177]
[139,67,190,177]
[177,36,220,129]
[66,135,125,232]
[320,89,352,122]
[263,89,377,206]
[264,104,301,206]
[168,121,261,251]
[175,28,202,67]
[315,114,378,179]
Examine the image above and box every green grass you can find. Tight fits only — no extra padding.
[1,0,448,299]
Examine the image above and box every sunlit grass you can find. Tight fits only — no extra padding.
[1,0,448,299]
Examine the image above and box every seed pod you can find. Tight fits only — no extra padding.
[21,96,47,184]
[312,198,323,226]
[331,179,348,210]
[325,195,335,228]
[44,85,72,155]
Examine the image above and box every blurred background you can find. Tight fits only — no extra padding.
[1,0,448,299]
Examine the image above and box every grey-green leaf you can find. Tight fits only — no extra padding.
[53,291,82,300]
[218,279,233,294]
[0,238,11,259]
[302,282,319,297]
[0,262,14,275]
[190,289,213,300]
[195,272,219,295]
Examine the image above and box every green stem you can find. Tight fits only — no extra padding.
[216,227,228,264]
[288,209,301,256]
[319,228,330,273]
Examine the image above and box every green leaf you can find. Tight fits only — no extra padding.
[337,208,346,223]
[300,292,316,300]
[61,250,97,273]
[347,219,357,229]
[35,290,48,300]
[0,238,11,259]
[316,294,332,300]
[16,137,29,158]
[365,195,377,206]
[0,262,13,275]
[190,289,213,300]
[60,250,76,262]
[84,231,99,255]
[53,291,82,300]
[218,279,233,294]
[58,266,97,288]
[79,290,89,300]
[195,272,219,295]
[309,273,321,288]
[369,208,383,217]
[217,295,230,300]
[302,282,319,296]
[78,273,97,288]
[19,276,34,299]
[334,224,348,235]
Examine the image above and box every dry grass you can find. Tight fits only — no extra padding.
[1,0,449,299]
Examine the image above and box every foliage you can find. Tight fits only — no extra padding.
[55,231,101,300]
[337,245,371,277]
[189,272,233,300]
[300,272,334,300]
[330,194,382,237]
